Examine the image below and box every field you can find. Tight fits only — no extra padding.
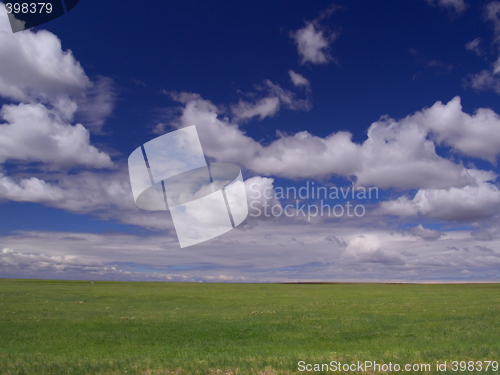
[0,280,499,374]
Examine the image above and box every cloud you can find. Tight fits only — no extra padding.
[290,22,337,65]
[467,69,500,94]
[245,176,282,219]
[0,7,116,136]
[465,37,484,56]
[289,70,310,89]
[170,94,497,190]
[0,173,66,202]
[75,76,117,134]
[414,96,500,164]
[231,80,311,121]
[0,102,113,168]
[2,219,500,282]
[0,247,203,281]
[289,6,338,65]
[485,1,500,43]
[465,2,500,93]
[379,182,500,221]
[425,0,467,15]
[0,8,90,102]
[231,97,280,121]
[408,224,443,241]
[341,235,407,265]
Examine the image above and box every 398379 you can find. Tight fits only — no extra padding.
[5,3,53,14]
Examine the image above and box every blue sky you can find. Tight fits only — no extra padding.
[1,0,500,282]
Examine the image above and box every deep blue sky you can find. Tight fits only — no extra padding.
[1,0,500,282]
[41,0,500,147]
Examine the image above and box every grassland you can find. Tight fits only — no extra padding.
[0,279,499,374]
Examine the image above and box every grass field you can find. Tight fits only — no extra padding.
[0,279,499,374]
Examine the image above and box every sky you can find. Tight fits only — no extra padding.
[1,0,500,282]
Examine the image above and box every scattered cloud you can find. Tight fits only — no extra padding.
[465,2,500,93]
[425,0,467,16]
[288,70,310,90]
[465,37,484,56]
[289,6,338,65]
[75,76,117,134]
[231,79,311,121]
[232,97,280,121]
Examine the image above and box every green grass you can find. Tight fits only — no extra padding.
[0,279,499,374]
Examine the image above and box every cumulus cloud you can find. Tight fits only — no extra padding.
[410,96,500,164]
[171,94,496,191]
[290,22,337,65]
[0,8,90,102]
[289,6,338,65]
[245,176,281,219]
[341,235,406,265]
[379,182,500,221]
[0,5,118,226]
[0,6,116,140]
[0,102,113,168]
[425,0,467,15]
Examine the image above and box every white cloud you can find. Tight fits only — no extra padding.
[408,225,443,241]
[290,22,336,65]
[409,96,500,164]
[341,235,407,265]
[247,130,361,179]
[426,0,467,15]
[0,102,113,168]
[467,69,500,94]
[232,97,280,120]
[289,70,311,90]
[1,217,500,281]
[485,1,500,42]
[245,176,281,219]
[465,2,500,93]
[379,182,500,221]
[0,8,90,102]
[172,94,496,190]
[75,76,117,134]
[0,173,65,202]
[231,80,311,121]
[465,37,484,56]
[354,112,477,189]
[0,7,116,137]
